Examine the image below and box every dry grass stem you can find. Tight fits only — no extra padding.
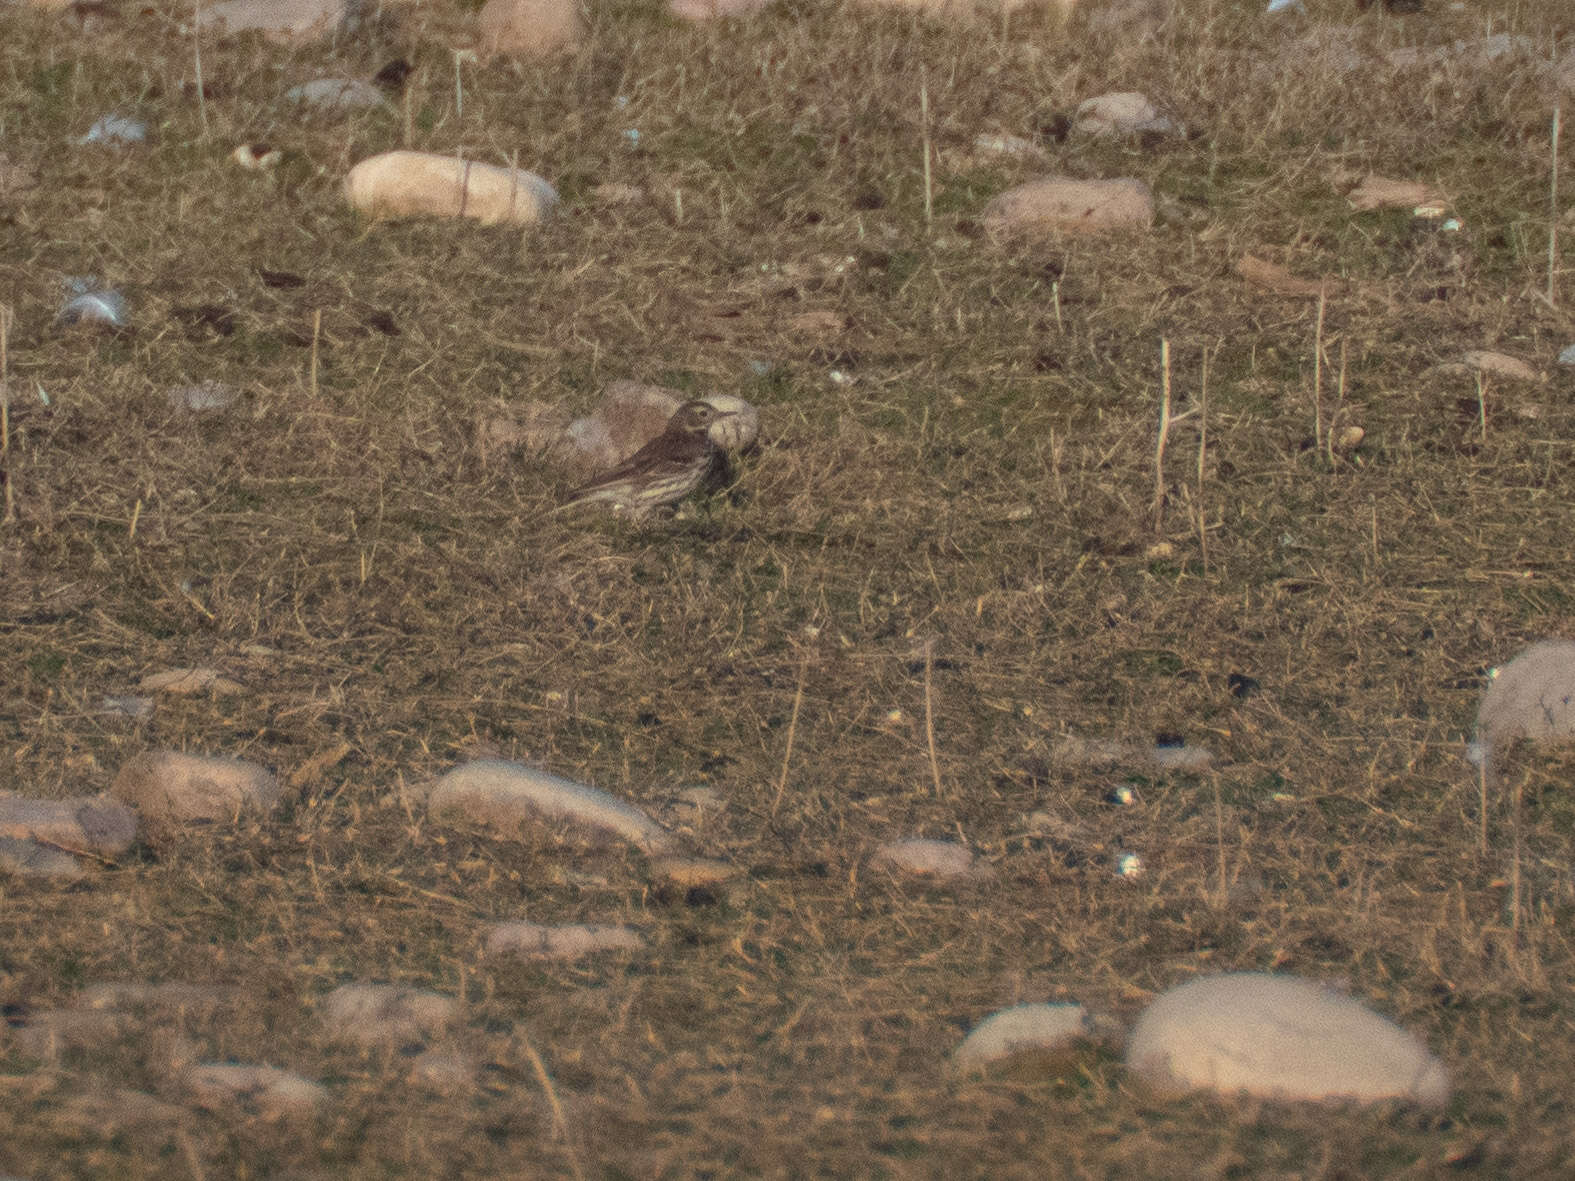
[309,308,322,398]
[1152,337,1172,532]
[770,647,810,819]
[1,303,12,526]
[191,0,208,138]
[920,73,934,227]
[1477,372,1489,444]
[1312,286,1326,454]
[923,637,944,799]
[1549,105,1561,306]
[520,1036,585,1181]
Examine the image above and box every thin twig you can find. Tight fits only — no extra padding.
[923,638,945,798]
[770,647,809,819]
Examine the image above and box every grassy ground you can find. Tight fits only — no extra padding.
[3,0,1575,1175]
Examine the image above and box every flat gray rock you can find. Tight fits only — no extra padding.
[0,792,137,856]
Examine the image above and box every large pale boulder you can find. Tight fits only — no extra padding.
[344,152,558,227]
[1476,640,1575,756]
[1125,973,1450,1106]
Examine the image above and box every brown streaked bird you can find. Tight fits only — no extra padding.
[560,399,725,517]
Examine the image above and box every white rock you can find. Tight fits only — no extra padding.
[1476,640,1575,755]
[478,0,583,56]
[407,1048,477,1091]
[78,115,146,146]
[670,0,773,17]
[1052,734,1213,773]
[58,279,128,329]
[167,381,242,413]
[320,983,460,1047]
[428,759,674,853]
[872,838,978,879]
[344,151,557,227]
[1459,350,1541,383]
[971,133,1046,160]
[11,1007,127,1058]
[486,921,645,960]
[983,177,1154,235]
[187,1063,328,1117]
[1126,973,1450,1106]
[856,0,1044,15]
[650,856,740,892]
[198,0,350,43]
[79,981,231,1013]
[138,666,246,694]
[1074,92,1180,137]
[953,1003,1094,1069]
[111,751,280,824]
[286,78,389,111]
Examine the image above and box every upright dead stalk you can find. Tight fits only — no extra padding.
[0,304,13,525]
[923,637,945,798]
[519,1035,585,1181]
[1476,372,1488,445]
[309,308,322,398]
[1152,338,1173,532]
[1312,287,1326,453]
[1195,345,1210,570]
[770,647,810,819]
[1550,105,1561,307]
[919,72,934,227]
[192,0,208,137]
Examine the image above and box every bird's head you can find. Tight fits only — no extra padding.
[667,400,724,437]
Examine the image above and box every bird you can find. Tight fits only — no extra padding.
[560,399,727,518]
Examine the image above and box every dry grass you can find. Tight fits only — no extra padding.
[3,0,1575,1175]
